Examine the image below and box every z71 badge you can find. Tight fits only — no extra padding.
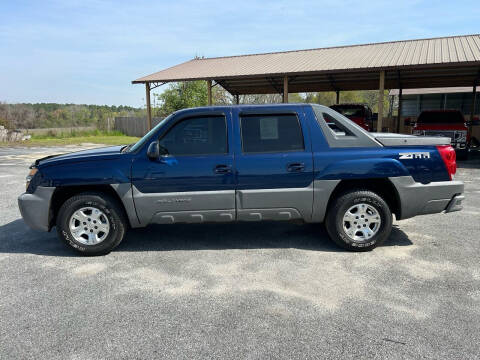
[399,152,430,159]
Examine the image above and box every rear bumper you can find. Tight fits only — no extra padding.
[18,187,55,231]
[445,194,464,213]
[389,176,464,220]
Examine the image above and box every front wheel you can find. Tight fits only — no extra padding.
[325,190,392,251]
[56,192,127,255]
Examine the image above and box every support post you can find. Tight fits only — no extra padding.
[283,75,288,103]
[470,82,477,139]
[396,87,402,133]
[235,94,239,105]
[377,70,385,132]
[336,90,340,104]
[207,80,212,106]
[471,83,477,121]
[145,82,152,131]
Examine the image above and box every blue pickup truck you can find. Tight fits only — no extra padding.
[18,104,464,255]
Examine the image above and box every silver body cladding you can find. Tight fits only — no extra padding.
[18,176,464,231]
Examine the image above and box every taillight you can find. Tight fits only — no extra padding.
[436,145,456,180]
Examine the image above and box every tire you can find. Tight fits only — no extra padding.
[325,190,392,252]
[56,192,127,255]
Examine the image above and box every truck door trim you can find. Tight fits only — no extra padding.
[131,185,236,225]
[236,185,313,221]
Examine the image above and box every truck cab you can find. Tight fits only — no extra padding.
[18,104,464,255]
[412,110,470,159]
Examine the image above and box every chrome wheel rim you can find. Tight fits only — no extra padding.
[342,203,381,242]
[69,207,110,245]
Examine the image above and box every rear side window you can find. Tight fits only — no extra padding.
[240,114,304,153]
[311,104,380,148]
[322,112,356,136]
[159,116,227,156]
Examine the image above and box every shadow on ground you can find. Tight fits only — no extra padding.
[0,218,413,257]
[457,148,480,169]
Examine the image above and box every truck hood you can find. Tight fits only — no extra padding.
[35,145,126,167]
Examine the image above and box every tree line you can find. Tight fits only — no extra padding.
[0,83,392,130]
[0,102,145,130]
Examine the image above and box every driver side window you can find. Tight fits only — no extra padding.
[159,116,227,156]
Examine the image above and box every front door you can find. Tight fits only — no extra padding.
[233,108,314,221]
[131,112,236,224]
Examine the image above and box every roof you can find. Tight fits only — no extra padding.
[133,35,480,94]
[389,86,477,96]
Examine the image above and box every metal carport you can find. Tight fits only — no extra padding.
[133,34,480,132]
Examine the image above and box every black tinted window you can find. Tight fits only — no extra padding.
[160,116,227,155]
[241,114,304,153]
[417,111,464,124]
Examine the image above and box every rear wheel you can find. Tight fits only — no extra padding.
[325,190,392,251]
[56,192,127,255]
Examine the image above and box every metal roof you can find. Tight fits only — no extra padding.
[133,35,480,94]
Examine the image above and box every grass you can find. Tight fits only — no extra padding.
[2,129,140,147]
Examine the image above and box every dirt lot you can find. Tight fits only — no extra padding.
[0,146,479,359]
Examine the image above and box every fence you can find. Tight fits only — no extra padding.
[114,117,163,137]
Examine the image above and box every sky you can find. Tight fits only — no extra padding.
[1,0,479,107]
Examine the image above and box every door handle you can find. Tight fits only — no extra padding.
[287,162,305,172]
[214,164,232,174]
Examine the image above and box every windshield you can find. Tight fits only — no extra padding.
[417,111,464,124]
[331,105,365,117]
[127,114,172,152]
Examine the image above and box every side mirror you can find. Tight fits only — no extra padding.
[147,141,160,160]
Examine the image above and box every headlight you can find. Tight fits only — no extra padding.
[26,168,38,191]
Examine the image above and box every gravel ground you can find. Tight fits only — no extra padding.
[0,146,479,360]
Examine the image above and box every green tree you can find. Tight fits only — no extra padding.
[0,102,145,129]
[305,90,391,116]
[156,81,208,116]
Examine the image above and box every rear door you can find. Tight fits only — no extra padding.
[233,106,314,221]
[131,110,236,224]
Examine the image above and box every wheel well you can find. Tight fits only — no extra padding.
[326,178,401,218]
[49,185,129,229]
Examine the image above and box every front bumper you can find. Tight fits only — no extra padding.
[389,176,464,220]
[413,130,467,149]
[18,187,55,231]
